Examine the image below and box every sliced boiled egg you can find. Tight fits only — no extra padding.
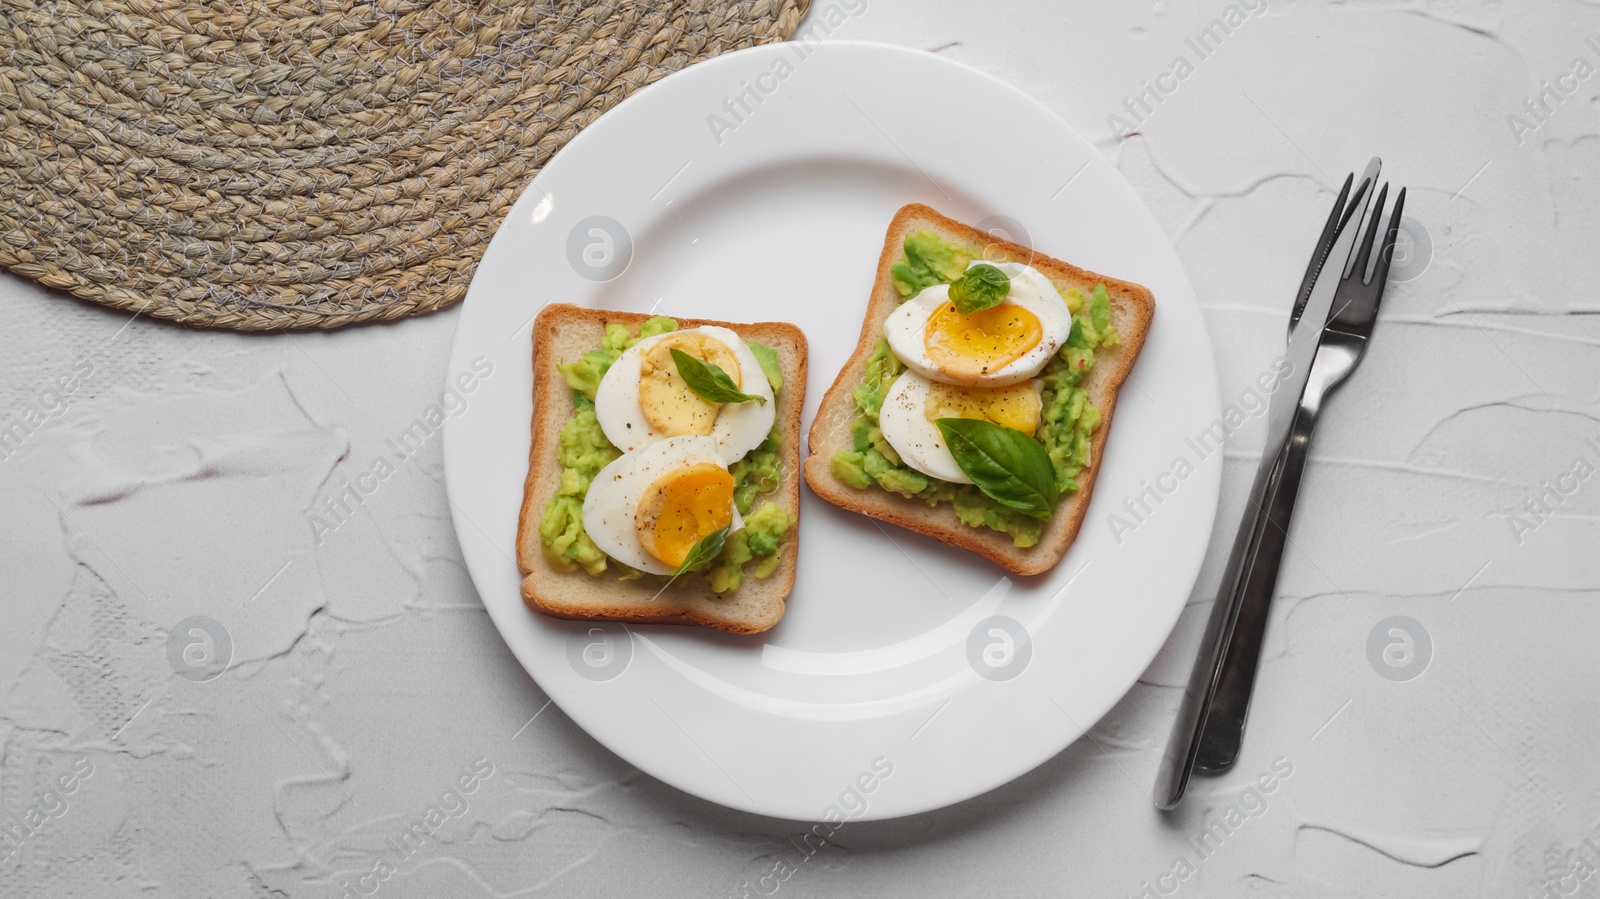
[582,435,744,575]
[638,331,742,437]
[924,377,1043,434]
[883,262,1072,386]
[595,325,775,464]
[878,370,1043,484]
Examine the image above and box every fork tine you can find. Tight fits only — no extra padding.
[1353,182,1389,284]
[1340,159,1383,278]
[1370,187,1408,287]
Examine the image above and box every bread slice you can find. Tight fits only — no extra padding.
[516,304,807,634]
[803,204,1154,576]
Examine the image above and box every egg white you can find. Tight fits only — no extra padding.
[877,370,971,485]
[594,325,776,464]
[882,261,1073,387]
[581,435,744,576]
[878,370,1047,486]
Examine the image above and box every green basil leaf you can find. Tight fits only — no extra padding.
[670,348,767,406]
[746,341,783,392]
[947,264,1011,315]
[935,418,1059,521]
[673,526,730,577]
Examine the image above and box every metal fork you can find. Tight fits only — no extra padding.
[1287,158,1384,337]
[1191,183,1408,774]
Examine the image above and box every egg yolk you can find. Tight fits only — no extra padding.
[924,380,1042,435]
[634,462,735,569]
[638,333,742,437]
[924,301,1043,383]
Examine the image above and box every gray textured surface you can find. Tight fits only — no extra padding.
[5,1,1600,896]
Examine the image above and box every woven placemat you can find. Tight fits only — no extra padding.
[0,0,808,330]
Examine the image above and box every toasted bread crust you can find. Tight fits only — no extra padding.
[516,304,806,634]
[802,204,1154,576]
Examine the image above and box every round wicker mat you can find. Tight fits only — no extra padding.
[0,0,808,330]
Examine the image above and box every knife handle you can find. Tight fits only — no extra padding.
[1192,372,1326,773]
[1152,397,1297,808]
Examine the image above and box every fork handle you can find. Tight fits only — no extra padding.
[1192,363,1331,773]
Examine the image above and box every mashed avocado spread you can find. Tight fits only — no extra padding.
[538,317,794,591]
[832,231,1120,547]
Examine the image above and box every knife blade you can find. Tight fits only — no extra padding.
[1288,158,1381,337]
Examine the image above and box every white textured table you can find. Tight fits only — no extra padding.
[5,2,1598,896]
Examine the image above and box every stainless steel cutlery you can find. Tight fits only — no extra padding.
[1155,159,1408,809]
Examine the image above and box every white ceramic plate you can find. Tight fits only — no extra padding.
[444,41,1221,821]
